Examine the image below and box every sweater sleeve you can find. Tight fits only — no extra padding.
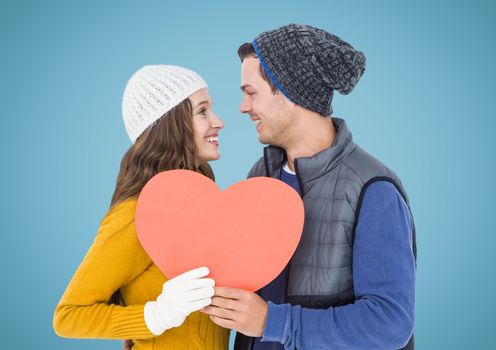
[53,199,155,339]
[260,181,416,349]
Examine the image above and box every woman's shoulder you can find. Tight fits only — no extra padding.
[109,197,138,215]
[94,197,152,266]
[97,197,139,237]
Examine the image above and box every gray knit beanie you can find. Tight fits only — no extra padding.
[253,24,366,116]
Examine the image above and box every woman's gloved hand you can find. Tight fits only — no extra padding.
[144,266,215,335]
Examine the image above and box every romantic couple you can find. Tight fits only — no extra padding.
[53,24,417,350]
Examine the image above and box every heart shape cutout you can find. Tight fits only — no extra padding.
[135,170,304,291]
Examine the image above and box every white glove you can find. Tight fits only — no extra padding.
[144,266,215,336]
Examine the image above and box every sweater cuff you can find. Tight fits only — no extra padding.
[261,301,290,343]
[111,304,155,338]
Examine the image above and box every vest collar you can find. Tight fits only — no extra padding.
[263,118,356,184]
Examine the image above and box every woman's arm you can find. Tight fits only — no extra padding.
[53,200,155,339]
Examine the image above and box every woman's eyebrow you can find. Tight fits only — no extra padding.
[194,100,211,110]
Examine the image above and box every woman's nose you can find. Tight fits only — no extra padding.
[211,113,224,129]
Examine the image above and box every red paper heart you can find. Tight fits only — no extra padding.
[135,170,304,291]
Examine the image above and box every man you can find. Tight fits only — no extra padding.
[201,24,416,350]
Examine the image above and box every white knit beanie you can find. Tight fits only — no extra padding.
[122,65,207,143]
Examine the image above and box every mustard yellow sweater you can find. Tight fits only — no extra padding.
[53,198,229,350]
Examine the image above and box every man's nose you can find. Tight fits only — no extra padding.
[240,96,250,114]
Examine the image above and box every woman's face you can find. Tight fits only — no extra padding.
[190,88,224,165]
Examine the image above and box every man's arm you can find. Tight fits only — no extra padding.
[203,181,415,349]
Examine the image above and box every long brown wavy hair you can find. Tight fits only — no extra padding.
[108,97,215,349]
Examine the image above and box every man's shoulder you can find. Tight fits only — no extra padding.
[343,144,394,179]
[247,156,265,178]
[362,180,404,206]
[358,180,413,229]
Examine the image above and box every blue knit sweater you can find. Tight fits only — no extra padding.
[254,174,416,349]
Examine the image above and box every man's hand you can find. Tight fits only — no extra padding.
[200,287,268,337]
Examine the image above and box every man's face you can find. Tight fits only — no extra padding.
[240,57,293,146]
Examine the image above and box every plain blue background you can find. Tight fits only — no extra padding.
[1,0,495,348]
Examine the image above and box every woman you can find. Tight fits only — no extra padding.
[53,65,228,350]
